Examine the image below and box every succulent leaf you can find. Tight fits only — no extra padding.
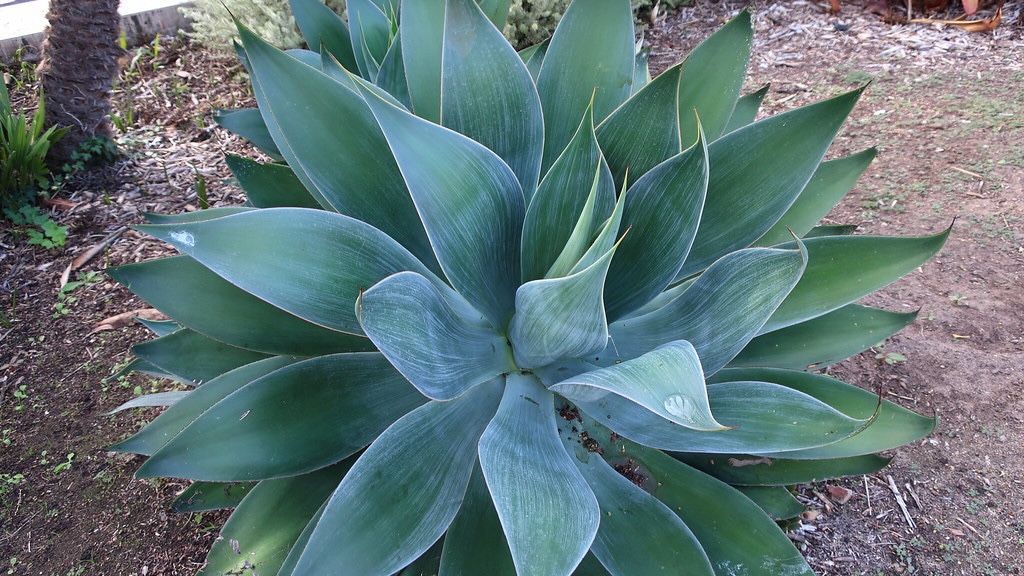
[294,379,502,574]
[171,481,256,513]
[731,304,918,370]
[439,467,517,575]
[674,452,891,487]
[358,271,514,400]
[737,485,806,521]
[723,83,769,134]
[224,155,321,209]
[131,329,270,385]
[552,340,724,432]
[136,353,426,481]
[213,108,282,160]
[289,0,358,70]
[479,374,600,576]
[537,0,634,172]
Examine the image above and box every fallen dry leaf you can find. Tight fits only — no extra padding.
[90,308,166,334]
[826,485,856,504]
[60,227,128,289]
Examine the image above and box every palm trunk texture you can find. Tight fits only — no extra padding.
[37,0,121,161]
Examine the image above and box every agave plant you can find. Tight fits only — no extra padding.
[109,0,949,574]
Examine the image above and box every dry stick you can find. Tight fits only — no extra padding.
[864,475,872,515]
[887,475,916,530]
[905,482,924,510]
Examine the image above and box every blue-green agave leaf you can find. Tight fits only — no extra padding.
[678,88,863,278]
[572,446,714,576]
[553,341,725,432]
[674,452,891,486]
[537,0,634,173]
[347,0,393,78]
[290,0,358,70]
[763,228,951,332]
[608,245,806,374]
[143,207,253,225]
[509,246,617,369]
[292,379,502,575]
[239,25,438,268]
[439,466,516,575]
[736,486,805,521]
[712,368,935,459]
[110,256,374,357]
[137,208,441,336]
[757,147,876,247]
[723,83,769,134]
[172,481,256,513]
[198,461,351,576]
[357,271,514,400]
[107,391,188,414]
[604,130,708,320]
[213,108,282,160]
[617,439,815,576]
[355,81,526,328]
[224,155,322,209]
[108,357,297,456]
[522,103,615,281]
[519,40,548,81]
[575,380,867,454]
[479,374,599,576]
[376,33,412,108]
[731,304,917,370]
[132,329,270,385]
[137,353,425,481]
[596,63,682,186]
[476,0,512,27]
[440,0,544,197]
[677,11,753,142]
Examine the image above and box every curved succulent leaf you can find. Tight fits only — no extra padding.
[805,224,858,238]
[292,379,502,575]
[439,466,516,575]
[137,317,179,337]
[519,40,548,81]
[376,33,412,108]
[143,207,253,225]
[137,353,426,481]
[399,0,444,121]
[476,0,512,27]
[111,256,374,357]
[757,147,876,247]
[213,108,282,160]
[621,441,815,576]
[138,208,440,336]
[355,82,526,328]
[172,481,255,513]
[573,448,714,576]
[107,391,188,414]
[631,42,651,95]
[596,64,682,186]
[608,245,806,374]
[677,11,753,142]
[277,503,326,576]
[737,486,805,521]
[713,368,935,459]
[224,155,322,209]
[198,461,350,576]
[731,304,917,370]
[510,246,617,369]
[290,0,357,70]
[576,380,866,454]
[347,0,394,78]
[109,357,296,456]
[522,104,615,281]
[604,132,708,320]
[132,329,270,385]
[479,374,600,576]
[723,83,769,134]
[537,0,634,172]
[239,25,439,268]
[763,228,951,332]
[440,0,544,197]
[553,341,724,432]
[679,88,863,277]
[674,452,890,486]
[358,271,514,400]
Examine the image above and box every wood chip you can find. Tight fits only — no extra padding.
[887,475,916,530]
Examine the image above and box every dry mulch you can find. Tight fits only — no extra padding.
[2,1,1024,574]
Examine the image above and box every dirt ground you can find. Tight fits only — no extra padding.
[2,1,1023,575]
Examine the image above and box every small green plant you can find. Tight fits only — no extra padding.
[53,453,76,474]
[877,350,908,365]
[0,81,68,211]
[11,385,28,412]
[53,271,102,318]
[111,1,947,574]
[3,205,68,249]
[0,473,25,498]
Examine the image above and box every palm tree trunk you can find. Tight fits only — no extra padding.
[37,0,121,162]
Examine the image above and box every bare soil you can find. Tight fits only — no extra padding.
[2,2,1023,575]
